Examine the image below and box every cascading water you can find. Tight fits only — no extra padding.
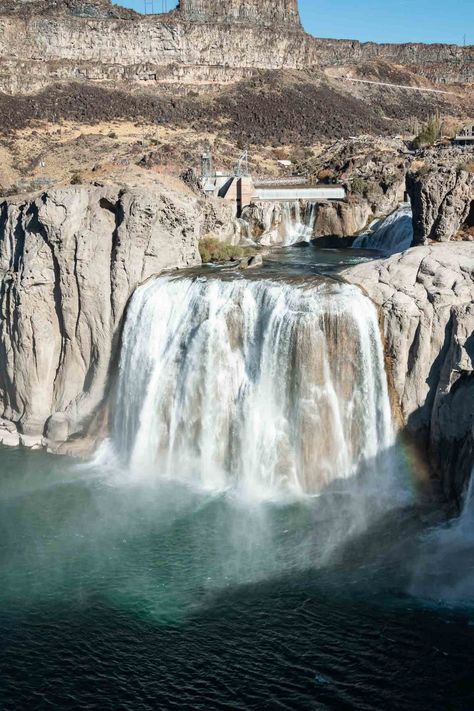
[353,204,413,254]
[111,273,394,498]
[410,470,474,602]
[282,201,317,245]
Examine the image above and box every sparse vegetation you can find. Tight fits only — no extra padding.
[199,236,257,263]
[350,177,369,196]
[457,162,474,174]
[70,172,82,185]
[416,164,433,177]
[412,117,441,149]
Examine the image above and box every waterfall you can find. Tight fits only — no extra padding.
[459,471,474,533]
[353,204,413,254]
[409,470,474,603]
[282,201,317,245]
[111,274,394,498]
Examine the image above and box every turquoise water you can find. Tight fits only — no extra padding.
[1,247,473,710]
[1,447,474,710]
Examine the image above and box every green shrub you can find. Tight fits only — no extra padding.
[199,236,256,263]
[70,173,82,185]
[350,177,369,196]
[416,164,433,177]
[108,131,118,139]
[413,117,441,149]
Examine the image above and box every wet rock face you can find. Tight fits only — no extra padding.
[343,244,474,501]
[407,149,474,245]
[240,200,373,245]
[0,180,205,449]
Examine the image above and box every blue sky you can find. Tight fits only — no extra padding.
[116,0,473,45]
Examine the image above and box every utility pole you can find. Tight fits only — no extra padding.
[144,0,154,14]
[145,1,168,14]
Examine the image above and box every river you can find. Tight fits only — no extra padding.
[1,245,473,710]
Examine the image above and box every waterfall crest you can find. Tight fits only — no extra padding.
[112,274,394,498]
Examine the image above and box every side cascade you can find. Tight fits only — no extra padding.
[111,274,395,498]
[283,202,317,245]
[353,204,413,254]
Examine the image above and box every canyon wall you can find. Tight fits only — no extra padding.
[407,160,474,244]
[0,0,472,93]
[0,165,471,501]
[0,179,206,449]
[178,0,302,28]
[343,244,474,503]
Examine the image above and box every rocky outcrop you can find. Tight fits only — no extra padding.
[240,199,373,245]
[343,244,474,501]
[407,150,474,245]
[0,0,138,17]
[0,177,208,450]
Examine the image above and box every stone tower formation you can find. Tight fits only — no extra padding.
[178,0,302,28]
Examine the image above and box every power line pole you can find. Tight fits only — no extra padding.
[144,1,168,14]
[144,0,154,14]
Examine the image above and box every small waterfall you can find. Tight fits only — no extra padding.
[112,274,394,498]
[459,472,474,533]
[409,469,474,602]
[282,201,317,245]
[353,204,413,254]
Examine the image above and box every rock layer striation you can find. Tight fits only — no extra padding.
[0,0,472,93]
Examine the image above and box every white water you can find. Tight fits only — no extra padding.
[282,202,317,245]
[111,274,394,498]
[410,471,474,603]
[353,204,413,254]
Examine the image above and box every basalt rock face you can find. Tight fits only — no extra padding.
[0,179,205,450]
[178,0,301,28]
[407,150,474,245]
[0,0,137,17]
[0,1,472,94]
[343,244,474,501]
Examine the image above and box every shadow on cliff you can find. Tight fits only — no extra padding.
[403,311,474,508]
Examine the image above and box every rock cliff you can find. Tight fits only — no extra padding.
[0,177,207,449]
[239,199,374,246]
[178,0,301,28]
[407,149,474,245]
[0,171,472,509]
[0,0,471,94]
[343,244,474,501]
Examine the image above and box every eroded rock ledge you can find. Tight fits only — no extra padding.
[343,244,474,501]
[0,177,213,449]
